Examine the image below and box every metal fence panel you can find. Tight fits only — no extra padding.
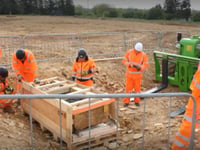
[22,33,78,62]
[0,92,196,150]
[79,32,125,59]
[0,35,21,66]
[159,30,190,53]
[125,30,160,51]
[189,30,200,36]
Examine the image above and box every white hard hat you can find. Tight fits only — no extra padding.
[134,42,143,51]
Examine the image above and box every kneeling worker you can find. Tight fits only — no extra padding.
[0,67,15,113]
[72,48,97,87]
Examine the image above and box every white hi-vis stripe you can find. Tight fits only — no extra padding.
[192,77,200,90]
[127,70,142,74]
[176,132,190,142]
[173,132,190,148]
[183,114,200,123]
[174,139,186,148]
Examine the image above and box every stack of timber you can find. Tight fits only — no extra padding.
[20,77,117,150]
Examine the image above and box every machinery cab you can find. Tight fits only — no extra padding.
[178,35,200,58]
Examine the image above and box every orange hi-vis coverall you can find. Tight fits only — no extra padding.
[0,79,14,108]
[72,58,96,87]
[172,64,200,150]
[122,49,149,104]
[12,49,38,82]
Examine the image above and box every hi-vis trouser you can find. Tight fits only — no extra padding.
[124,76,141,104]
[172,97,200,150]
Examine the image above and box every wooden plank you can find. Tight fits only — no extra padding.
[47,83,77,94]
[104,104,109,113]
[94,57,123,62]
[22,81,46,94]
[38,80,68,89]
[71,86,89,91]
[72,99,116,114]
[67,88,91,95]
[40,76,59,82]
[72,124,116,143]
[71,98,101,107]
[21,99,68,143]
[73,134,116,150]
[73,106,109,130]
[71,93,110,107]
[66,101,73,150]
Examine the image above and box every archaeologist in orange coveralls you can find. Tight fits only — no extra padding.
[171,63,200,149]
[12,49,40,93]
[72,48,97,87]
[0,67,15,113]
[122,42,149,107]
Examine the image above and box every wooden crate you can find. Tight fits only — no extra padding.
[20,77,116,150]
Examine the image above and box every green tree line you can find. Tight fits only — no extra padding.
[0,0,75,15]
[1,0,200,22]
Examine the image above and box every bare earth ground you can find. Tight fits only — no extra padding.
[1,16,200,150]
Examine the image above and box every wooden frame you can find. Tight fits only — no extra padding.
[20,77,116,150]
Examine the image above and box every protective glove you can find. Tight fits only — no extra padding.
[134,65,141,71]
[17,74,22,82]
[88,69,92,74]
[34,78,40,84]
[72,76,75,81]
[4,86,14,94]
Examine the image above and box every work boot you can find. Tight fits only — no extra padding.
[3,106,15,114]
[124,103,129,107]
[135,103,140,107]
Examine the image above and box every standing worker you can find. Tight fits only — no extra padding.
[122,42,149,107]
[72,48,97,87]
[171,64,200,149]
[0,67,15,113]
[12,49,40,93]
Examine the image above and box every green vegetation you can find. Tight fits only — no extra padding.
[1,0,200,22]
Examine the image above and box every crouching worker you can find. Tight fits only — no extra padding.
[0,67,15,113]
[12,49,40,94]
[72,48,97,87]
[12,49,40,84]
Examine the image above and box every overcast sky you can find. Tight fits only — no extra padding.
[73,0,199,10]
